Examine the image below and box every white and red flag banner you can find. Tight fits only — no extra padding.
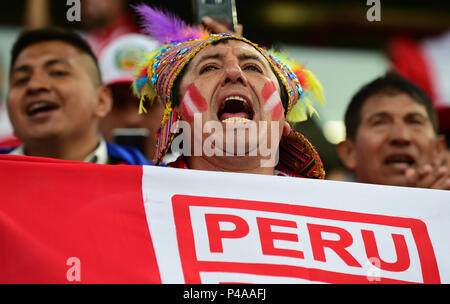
[1,154,449,284]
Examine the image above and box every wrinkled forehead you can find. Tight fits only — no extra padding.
[13,41,76,66]
[361,92,430,119]
[11,40,102,86]
[187,39,274,75]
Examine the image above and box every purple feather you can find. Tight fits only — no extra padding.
[132,4,203,44]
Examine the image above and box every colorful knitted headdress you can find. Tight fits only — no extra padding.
[132,5,325,178]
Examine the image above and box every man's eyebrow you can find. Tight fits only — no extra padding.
[194,54,221,70]
[405,112,429,121]
[367,111,428,120]
[193,52,268,70]
[11,64,31,75]
[406,112,427,118]
[238,53,266,65]
[43,58,72,68]
[365,111,390,122]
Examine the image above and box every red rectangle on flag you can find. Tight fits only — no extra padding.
[172,195,440,284]
[0,155,161,283]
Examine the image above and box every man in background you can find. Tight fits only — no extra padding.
[25,0,138,56]
[2,28,149,165]
[337,72,449,190]
[98,33,164,160]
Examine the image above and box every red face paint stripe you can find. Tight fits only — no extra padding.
[180,101,194,122]
[187,83,208,112]
[262,81,278,104]
[271,102,283,121]
[262,81,283,120]
[180,83,208,121]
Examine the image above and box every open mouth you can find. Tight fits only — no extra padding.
[384,154,415,169]
[26,101,59,117]
[217,96,254,123]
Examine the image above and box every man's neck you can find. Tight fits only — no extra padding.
[23,136,101,162]
[186,155,275,175]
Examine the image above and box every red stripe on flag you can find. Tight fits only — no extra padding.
[0,155,161,283]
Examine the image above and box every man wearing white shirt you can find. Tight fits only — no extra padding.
[2,28,150,165]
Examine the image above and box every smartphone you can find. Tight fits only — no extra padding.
[193,0,238,32]
[112,128,149,156]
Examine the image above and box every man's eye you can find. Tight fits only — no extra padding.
[13,77,29,86]
[371,119,385,126]
[50,70,68,77]
[200,65,217,74]
[244,64,262,73]
[410,118,424,125]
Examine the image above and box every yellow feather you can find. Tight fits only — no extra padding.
[265,49,325,124]
[303,69,325,105]
[287,103,307,122]
[138,96,148,114]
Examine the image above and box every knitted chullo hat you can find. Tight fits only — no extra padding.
[132,5,326,179]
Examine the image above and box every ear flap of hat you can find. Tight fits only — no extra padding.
[153,109,180,165]
[276,130,325,179]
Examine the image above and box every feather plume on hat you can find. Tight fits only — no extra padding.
[133,4,209,44]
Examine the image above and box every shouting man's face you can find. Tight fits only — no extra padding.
[177,39,290,164]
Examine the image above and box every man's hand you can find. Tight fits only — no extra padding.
[200,16,244,37]
[405,159,450,190]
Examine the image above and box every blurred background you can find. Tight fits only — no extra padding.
[0,0,449,177]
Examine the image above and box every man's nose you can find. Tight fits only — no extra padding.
[26,73,51,94]
[221,62,248,86]
[388,122,412,146]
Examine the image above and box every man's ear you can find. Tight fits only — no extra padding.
[336,139,357,171]
[94,86,113,118]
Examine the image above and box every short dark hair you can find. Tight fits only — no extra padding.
[10,27,101,84]
[344,72,439,140]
